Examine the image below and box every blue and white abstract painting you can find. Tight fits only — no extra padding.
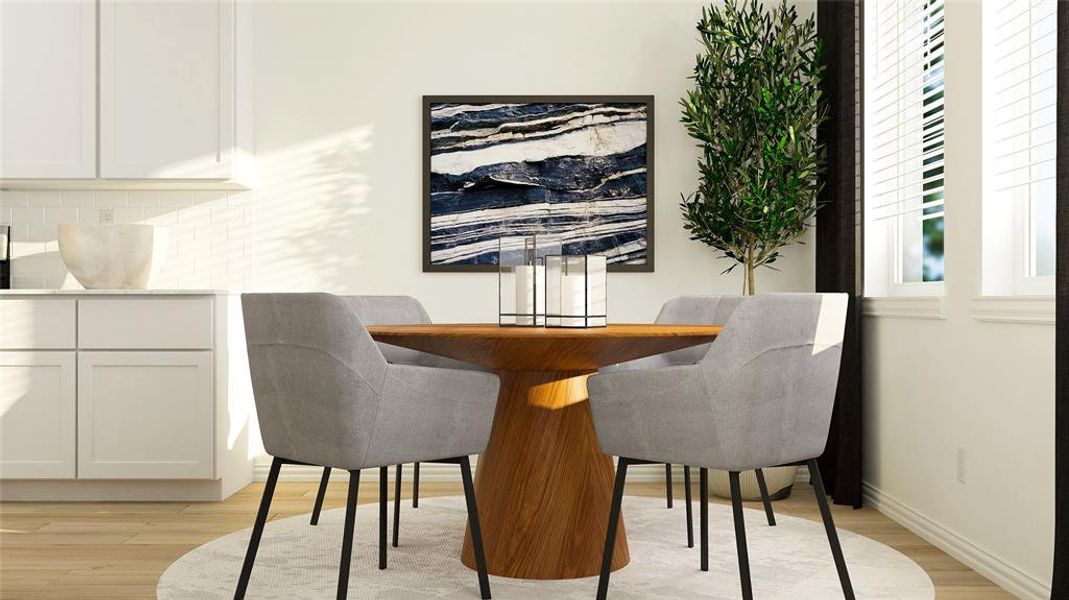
[425,98,652,271]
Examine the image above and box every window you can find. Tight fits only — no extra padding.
[982,0,1057,296]
[865,0,946,296]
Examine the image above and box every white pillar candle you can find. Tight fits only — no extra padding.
[560,272,587,325]
[514,265,544,325]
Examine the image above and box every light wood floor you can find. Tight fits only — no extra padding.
[0,480,1012,600]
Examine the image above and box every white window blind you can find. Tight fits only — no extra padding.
[987,0,1057,280]
[867,0,946,284]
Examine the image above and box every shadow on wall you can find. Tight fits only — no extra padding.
[245,124,375,291]
[0,125,374,291]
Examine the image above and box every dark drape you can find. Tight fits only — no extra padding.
[815,0,864,508]
[1052,2,1068,597]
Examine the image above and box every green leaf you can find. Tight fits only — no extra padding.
[679,0,827,276]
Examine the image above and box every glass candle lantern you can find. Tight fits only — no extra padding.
[545,254,607,328]
[498,235,560,327]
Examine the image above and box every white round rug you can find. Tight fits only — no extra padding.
[158,496,933,599]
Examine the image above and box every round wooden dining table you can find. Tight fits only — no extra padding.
[366,323,722,580]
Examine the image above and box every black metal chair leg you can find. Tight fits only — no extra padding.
[392,464,402,548]
[755,468,777,526]
[729,471,753,600]
[337,470,361,600]
[412,462,420,508]
[310,467,331,526]
[664,463,673,508]
[700,467,709,571]
[683,465,694,548]
[596,457,630,600]
[459,456,491,600]
[378,466,388,570]
[808,459,856,599]
[234,456,282,599]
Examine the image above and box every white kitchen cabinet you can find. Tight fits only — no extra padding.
[0,292,255,500]
[0,352,77,478]
[78,351,214,479]
[0,0,252,188]
[0,0,96,178]
[99,0,237,180]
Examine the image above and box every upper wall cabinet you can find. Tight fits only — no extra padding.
[0,1,97,179]
[100,0,233,179]
[0,0,252,189]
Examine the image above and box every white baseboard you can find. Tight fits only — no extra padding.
[863,482,1049,600]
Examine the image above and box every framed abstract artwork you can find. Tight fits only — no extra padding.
[423,95,654,272]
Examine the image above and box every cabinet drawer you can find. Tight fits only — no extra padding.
[79,298,213,349]
[0,299,77,349]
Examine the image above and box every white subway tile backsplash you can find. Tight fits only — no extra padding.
[61,191,95,207]
[178,204,213,224]
[77,208,102,224]
[159,191,194,208]
[211,205,243,223]
[127,191,160,207]
[195,222,228,242]
[33,191,64,206]
[115,207,145,223]
[93,191,129,208]
[7,189,254,290]
[227,220,253,242]
[0,190,29,208]
[11,206,44,224]
[27,223,58,242]
[44,206,79,225]
[141,206,179,224]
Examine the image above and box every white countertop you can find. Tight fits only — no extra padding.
[0,289,236,296]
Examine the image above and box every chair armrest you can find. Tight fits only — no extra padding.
[364,363,500,468]
[587,364,712,465]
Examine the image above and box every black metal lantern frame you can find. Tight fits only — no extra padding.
[544,254,608,328]
[498,235,560,327]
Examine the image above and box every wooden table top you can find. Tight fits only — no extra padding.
[367,323,722,371]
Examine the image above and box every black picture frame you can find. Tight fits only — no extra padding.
[422,95,655,273]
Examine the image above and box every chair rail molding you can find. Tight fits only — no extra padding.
[970,296,1055,325]
[862,296,947,320]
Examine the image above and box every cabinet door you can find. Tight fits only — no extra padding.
[0,352,77,478]
[78,351,214,479]
[99,0,234,179]
[0,1,96,178]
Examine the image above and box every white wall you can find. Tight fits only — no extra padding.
[245,0,815,323]
[1,1,815,318]
[862,2,1055,598]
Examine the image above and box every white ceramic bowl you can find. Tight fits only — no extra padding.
[58,224,165,289]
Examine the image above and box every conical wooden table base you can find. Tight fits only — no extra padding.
[366,324,723,581]
[460,371,628,579]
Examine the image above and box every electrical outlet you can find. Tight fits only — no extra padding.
[955,447,966,484]
[99,208,115,224]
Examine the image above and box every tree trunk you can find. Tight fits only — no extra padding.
[744,243,757,296]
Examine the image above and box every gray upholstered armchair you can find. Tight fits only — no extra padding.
[602,296,777,547]
[236,293,498,600]
[588,293,855,600]
[307,295,488,557]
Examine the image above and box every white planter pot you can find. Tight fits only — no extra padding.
[707,466,798,500]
